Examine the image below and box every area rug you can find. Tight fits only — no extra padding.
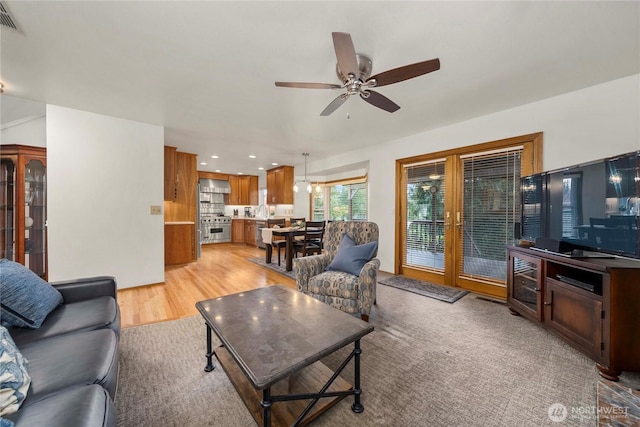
[246,256,296,280]
[378,275,468,303]
[116,283,601,426]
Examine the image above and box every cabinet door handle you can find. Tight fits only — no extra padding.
[534,288,541,292]
[544,302,552,306]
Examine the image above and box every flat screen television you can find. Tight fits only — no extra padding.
[521,151,640,259]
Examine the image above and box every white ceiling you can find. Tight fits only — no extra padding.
[1,1,638,176]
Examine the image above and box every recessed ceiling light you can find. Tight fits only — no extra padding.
[272,162,278,166]
[211,155,219,159]
[200,162,207,165]
[215,169,221,172]
[249,155,256,159]
[238,172,243,175]
[258,167,264,170]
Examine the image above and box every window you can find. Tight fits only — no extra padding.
[312,177,368,221]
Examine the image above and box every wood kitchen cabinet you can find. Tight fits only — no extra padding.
[0,145,47,278]
[164,146,177,201]
[231,219,244,243]
[165,151,197,223]
[244,220,256,246]
[507,245,640,381]
[164,222,196,265]
[228,175,259,205]
[266,166,293,205]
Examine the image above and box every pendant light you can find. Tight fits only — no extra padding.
[293,153,312,193]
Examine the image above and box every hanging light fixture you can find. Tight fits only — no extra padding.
[293,153,312,193]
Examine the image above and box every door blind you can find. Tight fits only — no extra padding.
[460,149,522,281]
[403,159,446,270]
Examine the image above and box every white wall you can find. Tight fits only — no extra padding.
[303,74,640,273]
[46,105,165,289]
[1,95,47,146]
[1,116,46,146]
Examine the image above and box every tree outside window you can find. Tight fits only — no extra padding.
[312,180,367,221]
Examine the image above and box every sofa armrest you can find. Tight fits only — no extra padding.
[357,258,380,316]
[293,254,331,293]
[50,276,117,303]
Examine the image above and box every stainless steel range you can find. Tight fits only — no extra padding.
[201,215,231,244]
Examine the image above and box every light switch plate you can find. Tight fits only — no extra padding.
[150,205,162,215]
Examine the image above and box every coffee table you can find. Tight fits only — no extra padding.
[195,285,374,427]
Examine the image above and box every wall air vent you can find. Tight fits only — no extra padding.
[0,1,18,30]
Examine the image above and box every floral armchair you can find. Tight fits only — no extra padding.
[293,221,379,321]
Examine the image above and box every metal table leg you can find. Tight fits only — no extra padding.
[351,339,364,413]
[261,387,272,427]
[204,323,216,372]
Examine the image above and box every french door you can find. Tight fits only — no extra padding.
[396,133,542,298]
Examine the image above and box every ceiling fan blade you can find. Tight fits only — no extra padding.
[368,58,440,87]
[275,82,341,89]
[360,90,400,113]
[332,32,359,79]
[320,93,350,116]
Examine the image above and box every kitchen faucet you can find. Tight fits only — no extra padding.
[256,204,266,219]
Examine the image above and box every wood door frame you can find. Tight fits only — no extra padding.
[395,132,543,294]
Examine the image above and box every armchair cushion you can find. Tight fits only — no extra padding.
[308,271,359,299]
[326,234,378,276]
[0,260,63,329]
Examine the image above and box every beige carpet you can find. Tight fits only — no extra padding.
[116,284,600,426]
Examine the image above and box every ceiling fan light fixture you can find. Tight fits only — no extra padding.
[274,32,440,116]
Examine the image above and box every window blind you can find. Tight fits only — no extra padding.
[403,159,446,270]
[461,149,522,281]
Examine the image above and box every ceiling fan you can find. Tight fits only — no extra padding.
[275,32,440,116]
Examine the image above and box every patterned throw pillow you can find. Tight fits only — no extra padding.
[326,233,378,276]
[0,326,31,417]
[0,259,63,329]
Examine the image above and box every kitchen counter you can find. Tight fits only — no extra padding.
[165,221,195,225]
[231,216,292,220]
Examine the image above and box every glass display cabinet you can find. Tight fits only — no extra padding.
[1,145,47,278]
[507,250,542,321]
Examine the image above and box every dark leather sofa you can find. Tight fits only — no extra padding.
[4,276,121,427]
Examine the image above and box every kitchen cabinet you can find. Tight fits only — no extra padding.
[231,219,244,243]
[165,151,197,223]
[506,245,640,381]
[228,175,259,205]
[165,222,196,265]
[164,146,177,201]
[1,145,47,278]
[266,166,294,205]
[244,220,256,246]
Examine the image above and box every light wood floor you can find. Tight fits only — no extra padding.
[117,243,295,328]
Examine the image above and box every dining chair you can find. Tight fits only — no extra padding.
[294,221,325,257]
[267,218,287,266]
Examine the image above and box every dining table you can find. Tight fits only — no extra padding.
[263,227,305,271]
